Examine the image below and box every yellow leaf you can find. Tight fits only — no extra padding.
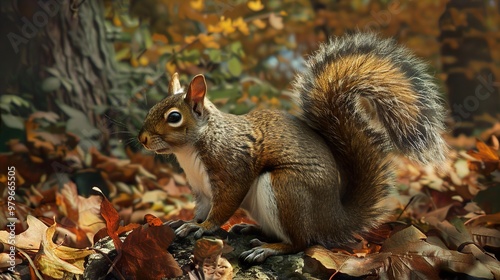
[190,0,203,11]
[233,17,249,35]
[198,34,220,49]
[139,56,149,66]
[270,97,280,106]
[185,35,197,44]
[247,0,264,11]
[112,15,122,27]
[252,18,266,29]
[165,62,177,75]
[130,57,139,68]
[219,16,235,35]
[35,221,94,278]
[208,23,223,33]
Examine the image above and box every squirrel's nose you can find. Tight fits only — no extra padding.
[138,130,149,146]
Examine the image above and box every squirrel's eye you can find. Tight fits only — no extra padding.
[165,110,183,127]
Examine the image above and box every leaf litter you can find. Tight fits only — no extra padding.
[1,117,500,279]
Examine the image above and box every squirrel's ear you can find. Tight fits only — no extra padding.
[168,72,182,96]
[185,74,206,116]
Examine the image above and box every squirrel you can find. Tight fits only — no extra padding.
[138,33,447,263]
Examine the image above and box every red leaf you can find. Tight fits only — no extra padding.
[116,215,182,278]
[98,189,122,251]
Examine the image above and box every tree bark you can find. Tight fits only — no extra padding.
[1,0,118,151]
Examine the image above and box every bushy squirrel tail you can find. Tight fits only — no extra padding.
[292,33,447,231]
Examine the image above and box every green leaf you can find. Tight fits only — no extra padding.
[182,49,200,63]
[207,49,222,63]
[231,103,252,115]
[93,105,109,115]
[120,14,140,28]
[229,42,244,57]
[45,67,61,78]
[56,100,100,140]
[248,85,261,96]
[209,88,238,100]
[1,95,30,108]
[41,77,61,92]
[228,57,242,77]
[0,104,10,113]
[56,100,86,119]
[141,26,153,49]
[115,48,130,61]
[60,77,73,91]
[2,114,25,130]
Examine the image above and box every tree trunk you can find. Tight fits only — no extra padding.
[1,0,118,152]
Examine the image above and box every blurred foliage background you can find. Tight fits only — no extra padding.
[0,0,499,157]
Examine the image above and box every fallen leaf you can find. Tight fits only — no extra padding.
[469,227,500,249]
[465,212,500,227]
[34,221,94,278]
[0,253,22,268]
[380,226,493,279]
[116,215,182,278]
[0,215,47,252]
[304,245,390,277]
[467,139,500,175]
[56,183,105,247]
[96,187,122,252]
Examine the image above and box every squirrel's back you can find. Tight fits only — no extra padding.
[291,33,447,235]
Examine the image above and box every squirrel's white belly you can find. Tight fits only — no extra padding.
[174,146,212,198]
[174,147,212,220]
[240,173,291,244]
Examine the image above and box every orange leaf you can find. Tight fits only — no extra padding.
[467,139,500,175]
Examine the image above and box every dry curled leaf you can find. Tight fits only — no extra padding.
[34,221,94,279]
[304,245,389,277]
[379,226,494,279]
[306,226,496,279]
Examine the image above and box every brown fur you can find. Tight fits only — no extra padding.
[138,33,447,263]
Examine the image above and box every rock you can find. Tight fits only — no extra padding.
[84,228,324,280]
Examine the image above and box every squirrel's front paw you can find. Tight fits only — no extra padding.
[175,221,217,239]
[166,219,189,229]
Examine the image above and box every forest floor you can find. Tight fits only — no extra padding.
[1,124,500,279]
